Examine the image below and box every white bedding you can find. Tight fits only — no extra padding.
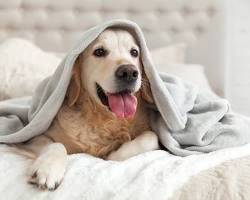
[1,144,250,200]
[0,38,249,199]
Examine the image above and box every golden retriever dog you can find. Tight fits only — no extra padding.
[15,28,159,190]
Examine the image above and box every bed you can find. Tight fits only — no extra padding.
[1,0,250,199]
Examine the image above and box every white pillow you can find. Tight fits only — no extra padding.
[0,38,60,100]
[151,44,186,65]
[157,64,212,92]
[151,44,213,92]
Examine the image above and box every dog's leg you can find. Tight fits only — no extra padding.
[26,137,67,190]
[107,131,159,161]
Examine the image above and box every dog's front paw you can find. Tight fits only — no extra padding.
[27,143,67,190]
[28,154,66,190]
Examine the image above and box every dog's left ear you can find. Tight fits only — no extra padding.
[66,56,81,107]
[141,68,154,104]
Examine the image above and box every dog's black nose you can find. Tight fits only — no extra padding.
[115,64,139,83]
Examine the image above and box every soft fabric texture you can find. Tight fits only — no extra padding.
[172,155,250,200]
[1,19,250,156]
[157,64,213,93]
[1,143,250,200]
[151,43,186,65]
[0,38,61,100]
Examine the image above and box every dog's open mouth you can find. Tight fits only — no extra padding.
[96,83,137,119]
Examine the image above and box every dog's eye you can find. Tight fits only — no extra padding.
[93,47,107,57]
[130,48,139,57]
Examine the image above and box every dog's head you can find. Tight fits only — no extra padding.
[67,28,153,118]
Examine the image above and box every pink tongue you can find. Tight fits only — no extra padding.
[108,93,137,118]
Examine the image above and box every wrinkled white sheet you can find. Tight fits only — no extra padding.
[1,144,250,200]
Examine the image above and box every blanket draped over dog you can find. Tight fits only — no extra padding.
[1,19,250,156]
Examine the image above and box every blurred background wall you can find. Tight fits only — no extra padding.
[225,0,250,116]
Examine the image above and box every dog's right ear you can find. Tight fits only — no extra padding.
[141,69,155,104]
[66,56,81,107]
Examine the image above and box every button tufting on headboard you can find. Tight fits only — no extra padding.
[0,0,219,52]
[0,0,225,96]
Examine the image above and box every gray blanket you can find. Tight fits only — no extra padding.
[1,19,250,156]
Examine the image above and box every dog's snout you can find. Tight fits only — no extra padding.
[115,64,138,83]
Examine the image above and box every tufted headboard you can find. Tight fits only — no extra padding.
[0,0,226,96]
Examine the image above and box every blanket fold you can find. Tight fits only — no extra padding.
[1,19,250,156]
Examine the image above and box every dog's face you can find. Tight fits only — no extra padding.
[68,28,152,119]
[82,29,142,95]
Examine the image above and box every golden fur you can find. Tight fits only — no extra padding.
[44,54,153,159]
[13,29,159,190]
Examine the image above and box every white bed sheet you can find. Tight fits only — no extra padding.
[1,144,250,200]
